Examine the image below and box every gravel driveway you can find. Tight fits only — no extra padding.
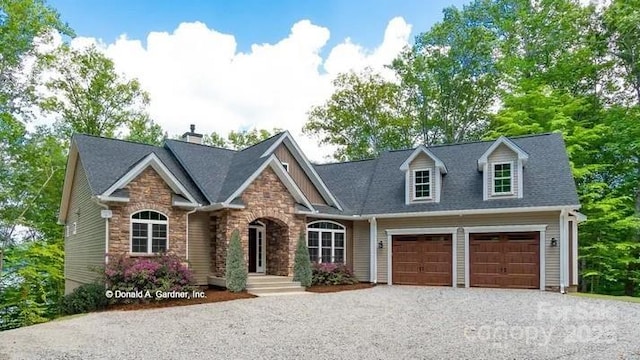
[1,286,639,360]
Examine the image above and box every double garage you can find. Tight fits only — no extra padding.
[391,231,540,289]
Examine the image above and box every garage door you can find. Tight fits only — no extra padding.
[392,234,452,286]
[470,232,539,289]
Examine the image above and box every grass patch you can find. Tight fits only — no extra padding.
[569,292,640,304]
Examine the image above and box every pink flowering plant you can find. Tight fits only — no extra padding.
[311,262,358,286]
[103,253,195,303]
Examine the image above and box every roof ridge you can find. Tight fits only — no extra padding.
[386,132,558,153]
[73,133,163,149]
[313,157,377,166]
[164,138,237,153]
[238,131,287,152]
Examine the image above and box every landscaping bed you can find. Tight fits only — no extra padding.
[107,288,255,311]
[307,282,374,293]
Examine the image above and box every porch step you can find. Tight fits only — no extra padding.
[246,275,306,296]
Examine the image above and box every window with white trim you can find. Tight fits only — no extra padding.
[131,211,168,254]
[307,221,345,263]
[493,162,512,194]
[414,169,431,199]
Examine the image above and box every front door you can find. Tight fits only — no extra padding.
[248,225,266,273]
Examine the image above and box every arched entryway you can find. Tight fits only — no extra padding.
[248,217,289,276]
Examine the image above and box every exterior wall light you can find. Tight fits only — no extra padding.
[550,237,558,247]
[378,241,384,249]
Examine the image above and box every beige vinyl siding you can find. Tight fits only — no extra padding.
[487,144,519,198]
[64,157,106,294]
[274,144,326,205]
[188,212,211,285]
[352,220,370,281]
[375,211,560,287]
[409,153,436,202]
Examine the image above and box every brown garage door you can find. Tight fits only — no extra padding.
[392,234,452,286]
[470,232,539,289]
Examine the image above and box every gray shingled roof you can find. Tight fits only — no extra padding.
[164,139,235,203]
[73,132,579,216]
[314,159,377,214]
[314,132,579,215]
[73,134,207,204]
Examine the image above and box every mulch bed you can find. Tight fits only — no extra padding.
[306,282,375,293]
[107,288,255,311]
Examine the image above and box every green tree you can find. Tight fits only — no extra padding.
[304,69,413,161]
[40,45,151,138]
[0,239,64,330]
[392,1,500,145]
[126,117,164,146]
[603,0,640,104]
[203,128,281,150]
[293,233,312,287]
[225,229,247,292]
[0,0,73,119]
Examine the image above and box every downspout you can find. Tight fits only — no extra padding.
[559,208,568,294]
[185,208,197,261]
[92,197,110,264]
[369,217,377,283]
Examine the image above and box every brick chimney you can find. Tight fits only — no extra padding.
[181,124,202,144]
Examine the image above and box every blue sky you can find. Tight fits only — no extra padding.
[50,0,470,52]
[46,0,471,161]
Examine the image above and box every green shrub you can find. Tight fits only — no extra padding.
[226,229,247,292]
[312,263,359,286]
[60,283,109,315]
[103,253,195,304]
[293,233,312,287]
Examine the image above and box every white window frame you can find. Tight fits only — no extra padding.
[281,162,289,172]
[130,210,169,255]
[306,220,346,264]
[491,161,514,196]
[413,168,432,200]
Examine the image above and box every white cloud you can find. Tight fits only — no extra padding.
[68,17,412,162]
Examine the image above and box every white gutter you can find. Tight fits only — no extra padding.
[366,205,580,219]
[92,197,110,264]
[185,208,197,261]
[96,195,129,203]
[559,208,568,294]
[295,211,364,221]
[369,217,377,283]
[198,203,245,211]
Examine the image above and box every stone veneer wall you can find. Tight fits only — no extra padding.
[212,166,306,277]
[108,167,188,259]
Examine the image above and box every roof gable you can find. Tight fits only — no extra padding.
[399,145,448,174]
[222,154,314,210]
[478,136,529,170]
[99,153,199,205]
[259,131,343,210]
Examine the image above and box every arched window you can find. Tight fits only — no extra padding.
[130,210,168,254]
[307,221,346,264]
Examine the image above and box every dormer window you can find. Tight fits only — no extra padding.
[414,169,431,199]
[493,162,513,195]
[478,136,528,200]
[400,145,447,204]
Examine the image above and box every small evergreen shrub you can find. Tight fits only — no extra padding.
[226,229,247,292]
[312,263,359,286]
[103,253,195,303]
[293,233,312,287]
[60,283,109,315]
